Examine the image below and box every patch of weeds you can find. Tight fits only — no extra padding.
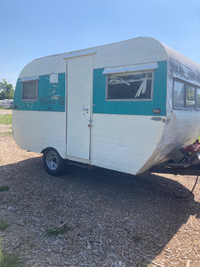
[0,240,21,267]
[132,234,142,243]
[0,132,12,137]
[0,114,12,125]
[0,221,9,231]
[0,251,21,267]
[0,186,9,192]
[46,223,72,236]
[136,260,151,267]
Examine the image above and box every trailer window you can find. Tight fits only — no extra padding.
[197,89,200,108]
[22,80,38,101]
[173,81,185,108]
[173,79,200,109]
[186,85,195,108]
[107,71,153,100]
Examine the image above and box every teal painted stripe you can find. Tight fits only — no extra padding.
[93,61,167,116]
[14,73,65,112]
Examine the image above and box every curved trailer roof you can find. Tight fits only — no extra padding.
[18,37,200,80]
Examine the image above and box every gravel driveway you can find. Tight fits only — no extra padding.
[0,111,200,266]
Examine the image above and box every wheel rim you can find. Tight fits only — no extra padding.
[46,151,59,171]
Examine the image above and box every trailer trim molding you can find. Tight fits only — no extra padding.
[63,49,96,59]
[102,62,158,75]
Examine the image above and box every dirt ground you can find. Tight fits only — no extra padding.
[0,110,200,266]
[0,109,12,115]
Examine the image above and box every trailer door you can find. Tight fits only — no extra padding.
[66,55,93,162]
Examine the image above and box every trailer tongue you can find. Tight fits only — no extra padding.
[163,141,200,199]
[167,140,200,169]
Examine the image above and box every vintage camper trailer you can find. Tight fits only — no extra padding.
[12,37,200,176]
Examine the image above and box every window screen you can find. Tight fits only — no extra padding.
[173,81,185,108]
[107,72,152,100]
[22,80,38,101]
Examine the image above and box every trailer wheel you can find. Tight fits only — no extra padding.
[43,148,66,176]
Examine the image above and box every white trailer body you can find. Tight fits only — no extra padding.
[12,37,200,175]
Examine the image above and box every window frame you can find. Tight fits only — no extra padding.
[196,88,200,109]
[173,80,185,109]
[173,78,200,110]
[105,70,154,102]
[21,79,39,102]
[186,84,195,109]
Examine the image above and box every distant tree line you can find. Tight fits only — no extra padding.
[0,79,14,100]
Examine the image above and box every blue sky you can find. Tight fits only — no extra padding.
[0,0,200,87]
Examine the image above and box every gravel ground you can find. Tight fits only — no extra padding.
[0,110,200,266]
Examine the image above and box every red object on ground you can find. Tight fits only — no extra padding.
[183,140,200,153]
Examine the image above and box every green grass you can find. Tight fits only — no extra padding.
[0,238,21,267]
[0,251,20,267]
[0,186,9,192]
[0,221,9,231]
[0,132,12,137]
[46,223,72,236]
[132,234,142,243]
[136,260,151,267]
[0,115,12,125]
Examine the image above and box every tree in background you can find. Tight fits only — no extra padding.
[0,79,14,100]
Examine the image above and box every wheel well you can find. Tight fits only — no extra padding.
[41,147,65,161]
[41,147,55,154]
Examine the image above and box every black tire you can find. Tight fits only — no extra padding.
[43,148,67,176]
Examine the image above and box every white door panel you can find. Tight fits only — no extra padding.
[66,55,93,161]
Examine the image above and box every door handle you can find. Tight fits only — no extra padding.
[82,108,89,112]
